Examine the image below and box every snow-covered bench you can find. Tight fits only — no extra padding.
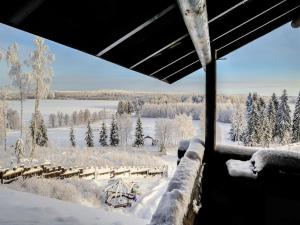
[150,138,204,225]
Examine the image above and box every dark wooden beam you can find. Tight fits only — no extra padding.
[205,50,216,162]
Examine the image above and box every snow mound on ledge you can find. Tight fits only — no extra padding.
[0,187,147,225]
[150,138,204,225]
[227,149,300,179]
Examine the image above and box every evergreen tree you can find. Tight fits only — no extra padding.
[230,104,245,143]
[257,97,266,145]
[292,92,300,143]
[243,93,252,145]
[85,120,94,147]
[134,115,144,147]
[277,89,292,145]
[30,112,48,147]
[262,107,272,147]
[99,122,108,146]
[110,115,119,146]
[267,98,276,142]
[272,93,280,140]
[70,126,76,147]
[245,93,260,146]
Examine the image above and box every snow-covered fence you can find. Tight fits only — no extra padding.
[0,164,168,184]
[150,138,204,225]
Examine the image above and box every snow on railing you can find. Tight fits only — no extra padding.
[227,148,300,179]
[150,138,204,225]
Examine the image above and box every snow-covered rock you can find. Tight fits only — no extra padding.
[150,138,204,225]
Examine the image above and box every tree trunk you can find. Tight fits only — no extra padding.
[20,84,23,139]
[31,80,40,158]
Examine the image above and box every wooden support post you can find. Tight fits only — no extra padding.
[205,50,217,162]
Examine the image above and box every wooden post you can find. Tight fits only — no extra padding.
[205,50,217,162]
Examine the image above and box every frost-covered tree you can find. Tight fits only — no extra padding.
[267,98,276,142]
[230,104,245,143]
[134,115,144,147]
[25,36,54,156]
[84,109,91,123]
[85,120,94,147]
[272,93,280,139]
[155,118,175,153]
[6,43,31,138]
[30,112,48,147]
[292,92,300,143]
[99,122,108,146]
[70,126,76,147]
[15,138,25,163]
[244,93,260,146]
[110,115,119,146]
[72,111,78,125]
[262,107,272,148]
[175,114,195,142]
[277,89,292,145]
[0,87,9,151]
[64,114,70,126]
[57,112,64,127]
[48,113,57,128]
[118,113,132,146]
[117,101,125,115]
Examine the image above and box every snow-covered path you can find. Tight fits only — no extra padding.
[130,150,178,220]
[0,187,147,225]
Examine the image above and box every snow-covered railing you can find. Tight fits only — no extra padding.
[150,138,204,225]
[227,149,300,179]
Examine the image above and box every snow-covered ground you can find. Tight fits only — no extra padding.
[0,187,147,225]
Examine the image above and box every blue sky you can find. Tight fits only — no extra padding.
[0,22,299,95]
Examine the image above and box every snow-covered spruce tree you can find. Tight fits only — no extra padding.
[85,120,94,147]
[229,103,245,143]
[272,93,280,140]
[257,97,266,145]
[25,36,54,157]
[267,98,276,142]
[245,93,260,146]
[15,138,25,163]
[292,92,300,143]
[262,107,272,147]
[277,89,292,145]
[99,122,108,146]
[30,112,48,147]
[243,93,252,145]
[117,101,125,115]
[6,43,31,139]
[70,126,76,147]
[134,115,144,147]
[110,115,119,146]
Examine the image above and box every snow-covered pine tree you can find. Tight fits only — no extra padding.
[277,89,292,145]
[70,126,76,147]
[246,93,260,146]
[257,97,266,145]
[262,107,272,148]
[229,103,245,143]
[292,92,300,143]
[272,93,280,140]
[99,122,108,146]
[117,101,124,115]
[267,98,276,142]
[30,112,48,147]
[15,138,24,163]
[85,120,94,147]
[134,115,144,147]
[110,115,119,146]
[243,93,252,145]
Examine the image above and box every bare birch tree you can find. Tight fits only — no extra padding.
[25,36,55,157]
